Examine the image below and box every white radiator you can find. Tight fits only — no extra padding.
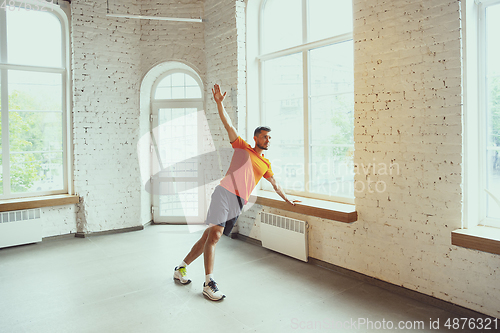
[260,212,308,262]
[0,209,42,249]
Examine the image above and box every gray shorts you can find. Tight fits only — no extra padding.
[205,185,244,236]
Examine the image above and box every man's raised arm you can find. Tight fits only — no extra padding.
[212,84,238,143]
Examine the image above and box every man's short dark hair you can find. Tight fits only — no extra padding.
[254,126,271,137]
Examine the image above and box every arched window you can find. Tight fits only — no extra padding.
[256,0,354,203]
[0,3,70,199]
[150,68,204,223]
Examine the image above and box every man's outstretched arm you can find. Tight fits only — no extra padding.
[265,176,301,206]
[212,84,238,143]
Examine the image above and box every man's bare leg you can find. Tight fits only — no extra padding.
[203,225,224,275]
[174,227,210,285]
[175,224,226,300]
[182,227,210,265]
[202,224,225,301]
[180,224,223,270]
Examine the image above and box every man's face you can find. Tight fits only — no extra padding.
[254,131,271,150]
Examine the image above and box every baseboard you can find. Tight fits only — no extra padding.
[42,233,77,241]
[233,233,494,320]
[231,233,262,246]
[151,222,205,226]
[74,225,144,238]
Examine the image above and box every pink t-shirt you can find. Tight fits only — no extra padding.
[219,137,273,202]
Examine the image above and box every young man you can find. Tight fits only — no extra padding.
[173,84,299,301]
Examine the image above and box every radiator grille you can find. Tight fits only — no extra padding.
[1,208,41,223]
[260,212,308,262]
[261,212,305,234]
[0,208,43,248]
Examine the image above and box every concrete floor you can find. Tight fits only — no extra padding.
[0,225,484,332]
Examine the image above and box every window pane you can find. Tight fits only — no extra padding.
[262,53,304,191]
[486,3,500,220]
[308,0,353,42]
[9,110,63,193]
[8,70,63,194]
[171,73,185,99]
[10,151,64,193]
[8,70,62,111]
[155,73,201,99]
[185,75,201,98]
[157,108,198,174]
[309,41,354,198]
[262,0,302,54]
[6,10,62,68]
[159,182,198,217]
[155,75,172,99]
[157,108,199,218]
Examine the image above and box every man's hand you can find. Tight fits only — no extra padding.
[286,199,301,206]
[213,84,238,142]
[212,84,226,104]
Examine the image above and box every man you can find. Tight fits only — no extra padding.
[173,84,299,301]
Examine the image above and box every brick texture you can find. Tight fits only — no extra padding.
[72,0,142,232]
[139,0,205,77]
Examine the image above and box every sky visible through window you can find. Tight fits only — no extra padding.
[6,8,61,68]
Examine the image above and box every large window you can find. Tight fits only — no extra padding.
[0,3,69,199]
[258,0,354,203]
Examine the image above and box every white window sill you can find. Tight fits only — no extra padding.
[249,190,357,223]
[452,226,500,255]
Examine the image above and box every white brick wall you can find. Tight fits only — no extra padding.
[42,205,77,238]
[236,0,500,318]
[72,0,142,232]
[69,0,208,234]
[139,0,205,78]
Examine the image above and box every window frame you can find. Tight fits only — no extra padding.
[256,0,354,204]
[0,1,71,200]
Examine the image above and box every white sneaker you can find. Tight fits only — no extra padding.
[173,266,191,285]
[203,279,226,301]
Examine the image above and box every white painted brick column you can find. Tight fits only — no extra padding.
[72,0,142,232]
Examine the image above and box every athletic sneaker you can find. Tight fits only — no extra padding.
[173,266,191,285]
[203,279,226,301]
